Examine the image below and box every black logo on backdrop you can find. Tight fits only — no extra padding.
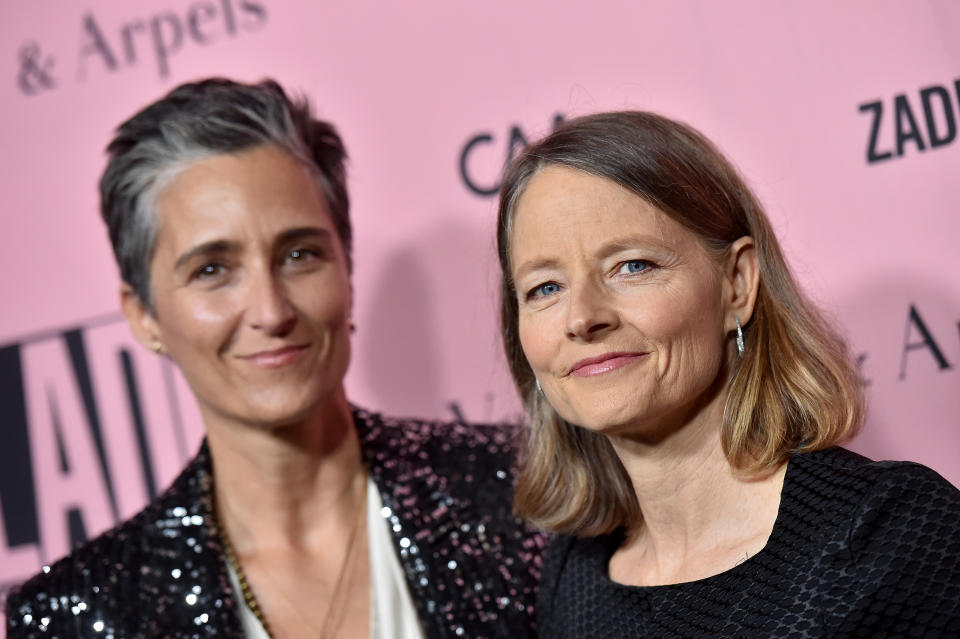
[898,304,954,379]
[15,0,267,96]
[859,78,960,163]
[0,315,194,593]
[17,42,57,95]
[459,113,565,196]
[851,303,956,387]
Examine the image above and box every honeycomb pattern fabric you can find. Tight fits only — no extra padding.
[5,407,546,639]
[537,447,960,638]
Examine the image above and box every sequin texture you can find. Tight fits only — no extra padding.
[5,408,547,638]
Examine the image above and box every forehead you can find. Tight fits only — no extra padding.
[510,165,704,263]
[153,145,333,246]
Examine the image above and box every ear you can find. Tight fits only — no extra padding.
[120,284,163,353]
[721,236,759,332]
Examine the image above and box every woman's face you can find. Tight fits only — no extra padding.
[510,166,739,440]
[127,145,352,428]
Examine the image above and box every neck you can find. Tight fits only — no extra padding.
[607,386,786,582]
[205,388,364,553]
[610,413,734,544]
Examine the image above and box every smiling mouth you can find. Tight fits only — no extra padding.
[238,344,310,369]
[569,352,647,378]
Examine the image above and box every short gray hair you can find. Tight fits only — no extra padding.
[100,78,351,307]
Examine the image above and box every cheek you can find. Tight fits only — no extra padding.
[651,282,725,377]
[296,273,352,326]
[155,291,237,354]
[517,312,553,373]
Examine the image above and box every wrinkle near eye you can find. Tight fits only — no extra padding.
[617,260,652,275]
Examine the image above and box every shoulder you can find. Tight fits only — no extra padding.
[355,405,533,530]
[793,448,960,631]
[355,407,531,535]
[788,447,951,509]
[5,445,234,636]
[832,452,960,556]
[790,446,960,519]
[5,494,160,635]
[797,446,960,538]
[354,406,525,476]
[789,447,960,546]
[536,532,618,636]
[537,533,575,611]
[355,407,547,636]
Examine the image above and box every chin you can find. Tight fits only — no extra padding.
[561,392,646,432]
[236,388,323,428]
[577,416,639,438]
[204,366,348,428]
[255,407,315,429]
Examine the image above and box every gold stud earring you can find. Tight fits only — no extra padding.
[150,340,165,355]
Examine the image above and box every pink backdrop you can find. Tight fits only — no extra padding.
[2,0,959,625]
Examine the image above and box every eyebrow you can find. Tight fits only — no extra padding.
[513,257,564,283]
[173,227,334,271]
[595,235,673,259]
[276,226,333,246]
[173,240,236,271]
[513,234,673,281]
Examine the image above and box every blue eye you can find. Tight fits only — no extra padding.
[617,260,652,275]
[529,282,562,299]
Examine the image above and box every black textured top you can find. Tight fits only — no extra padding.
[537,447,960,638]
[5,408,547,638]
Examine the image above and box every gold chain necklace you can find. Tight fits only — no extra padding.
[217,476,368,639]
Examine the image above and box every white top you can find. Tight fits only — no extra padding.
[226,476,425,638]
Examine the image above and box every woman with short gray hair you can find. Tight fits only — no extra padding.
[5,78,544,639]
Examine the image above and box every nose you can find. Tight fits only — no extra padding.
[565,278,619,341]
[246,270,297,336]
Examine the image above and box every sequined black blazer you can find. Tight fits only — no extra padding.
[5,408,546,638]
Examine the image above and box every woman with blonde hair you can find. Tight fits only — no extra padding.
[496,111,960,636]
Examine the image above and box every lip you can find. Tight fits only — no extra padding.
[238,344,310,369]
[569,352,647,378]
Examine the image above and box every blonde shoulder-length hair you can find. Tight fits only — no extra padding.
[496,111,864,537]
